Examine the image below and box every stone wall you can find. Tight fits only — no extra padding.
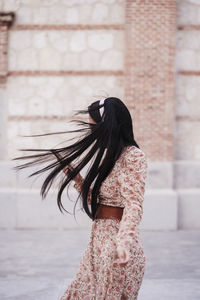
[0,0,200,230]
[0,0,126,230]
[174,0,200,229]
[176,0,200,160]
[1,0,124,159]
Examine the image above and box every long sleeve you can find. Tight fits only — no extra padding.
[115,147,148,255]
[73,175,92,205]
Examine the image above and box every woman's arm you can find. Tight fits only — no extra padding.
[115,147,148,258]
[51,151,91,205]
[69,169,92,205]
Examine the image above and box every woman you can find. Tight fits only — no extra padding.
[13,97,148,299]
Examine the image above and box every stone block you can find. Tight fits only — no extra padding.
[39,47,61,70]
[174,120,200,160]
[70,31,87,53]
[18,48,38,70]
[0,188,17,228]
[6,75,124,159]
[33,32,47,49]
[146,162,173,189]
[66,7,79,24]
[9,31,31,51]
[140,189,178,230]
[0,89,7,159]
[177,189,200,229]
[16,188,92,229]
[15,163,51,190]
[176,30,200,51]
[110,3,124,24]
[174,161,200,189]
[92,3,109,24]
[8,30,124,71]
[88,32,114,51]
[5,0,124,25]
[0,161,17,187]
[177,0,199,25]
[100,50,123,70]
[176,75,200,119]
[176,49,198,71]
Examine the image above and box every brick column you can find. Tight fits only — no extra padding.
[0,12,15,158]
[125,0,176,161]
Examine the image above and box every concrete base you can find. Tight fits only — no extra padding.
[177,189,200,229]
[0,187,178,230]
[0,188,91,230]
[0,89,7,160]
[0,160,200,230]
[141,189,178,230]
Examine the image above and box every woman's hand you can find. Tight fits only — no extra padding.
[51,151,81,183]
[51,151,85,196]
[63,164,83,186]
[114,245,130,265]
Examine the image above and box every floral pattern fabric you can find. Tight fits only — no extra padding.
[60,145,148,300]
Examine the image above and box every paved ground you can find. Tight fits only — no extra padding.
[0,228,200,300]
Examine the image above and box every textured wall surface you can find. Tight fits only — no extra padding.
[7,75,123,158]
[125,0,176,161]
[1,0,125,159]
[1,0,124,25]
[175,0,200,160]
[0,0,200,229]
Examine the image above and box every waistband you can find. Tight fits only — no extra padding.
[95,203,124,221]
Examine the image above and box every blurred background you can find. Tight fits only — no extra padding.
[0,0,200,299]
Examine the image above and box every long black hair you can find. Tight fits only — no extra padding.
[13,97,140,221]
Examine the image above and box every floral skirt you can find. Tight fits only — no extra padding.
[60,219,146,300]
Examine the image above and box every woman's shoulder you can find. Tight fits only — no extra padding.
[124,145,146,157]
[120,145,147,166]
